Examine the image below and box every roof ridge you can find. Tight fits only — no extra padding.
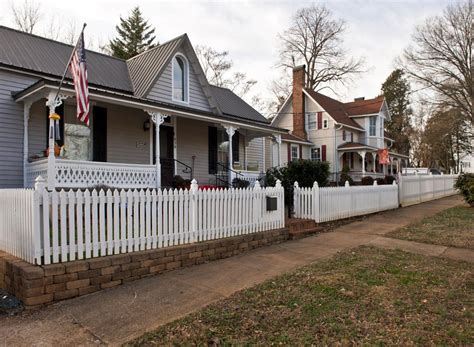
[0,25,127,62]
[126,33,187,62]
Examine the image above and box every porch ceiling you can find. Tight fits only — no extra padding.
[13,78,288,135]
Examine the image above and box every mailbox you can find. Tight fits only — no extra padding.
[266,196,278,211]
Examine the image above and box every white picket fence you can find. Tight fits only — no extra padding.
[0,178,284,265]
[398,174,458,206]
[294,181,399,223]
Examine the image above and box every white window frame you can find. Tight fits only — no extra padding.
[323,117,329,129]
[171,53,189,104]
[306,112,317,130]
[310,146,321,161]
[290,144,299,162]
[369,116,377,137]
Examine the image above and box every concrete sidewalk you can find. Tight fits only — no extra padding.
[0,195,468,346]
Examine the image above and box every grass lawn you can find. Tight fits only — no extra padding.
[128,246,473,346]
[388,205,474,249]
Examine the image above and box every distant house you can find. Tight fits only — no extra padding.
[0,26,286,189]
[459,139,474,173]
[267,65,408,181]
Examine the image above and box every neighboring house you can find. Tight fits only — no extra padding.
[268,65,408,181]
[459,139,474,173]
[0,26,286,189]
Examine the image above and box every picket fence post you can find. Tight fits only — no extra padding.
[312,181,320,223]
[33,176,46,264]
[293,181,299,218]
[190,179,198,243]
[254,180,261,230]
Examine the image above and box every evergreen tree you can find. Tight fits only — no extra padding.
[109,6,156,59]
[381,69,413,155]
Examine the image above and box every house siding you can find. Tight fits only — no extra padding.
[0,70,38,188]
[245,137,265,172]
[147,49,212,112]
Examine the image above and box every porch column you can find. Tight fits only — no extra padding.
[224,125,236,186]
[274,134,282,167]
[359,150,367,175]
[371,152,377,173]
[23,101,32,187]
[46,92,68,190]
[147,111,169,189]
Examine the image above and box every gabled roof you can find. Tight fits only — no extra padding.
[210,85,269,124]
[0,25,133,93]
[343,95,385,116]
[303,89,363,130]
[127,35,185,98]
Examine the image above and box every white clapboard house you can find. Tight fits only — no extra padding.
[0,25,286,190]
[267,65,409,181]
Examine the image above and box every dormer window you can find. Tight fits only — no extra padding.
[172,54,188,102]
[369,116,377,136]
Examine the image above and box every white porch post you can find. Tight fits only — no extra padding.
[359,150,367,175]
[46,92,68,190]
[224,125,236,186]
[274,134,282,167]
[147,111,169,189]
[371,152,377,173]
[23,101,32,187]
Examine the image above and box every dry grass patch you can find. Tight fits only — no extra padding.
[388,205,474,249]
[127,247,473,346]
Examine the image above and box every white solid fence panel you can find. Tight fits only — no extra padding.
[398,174,457,206]
[0,178,284,265]
[294,181,399,223]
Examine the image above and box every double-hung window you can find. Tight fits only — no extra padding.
[311,147,321,161]
[290,144,299,162]
[306,112,316,130]
[369,116,377,136]
[172,55,188,102]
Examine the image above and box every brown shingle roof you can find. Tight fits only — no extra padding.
[303,89,363,130]
[281,133,312,144]
[343,95,385,116]
[338,142,378,150]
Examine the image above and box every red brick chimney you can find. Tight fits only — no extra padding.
[292,65,306,139]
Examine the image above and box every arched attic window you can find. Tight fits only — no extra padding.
[172,54,188,102]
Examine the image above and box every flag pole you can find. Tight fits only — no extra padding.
[53,23,87,103]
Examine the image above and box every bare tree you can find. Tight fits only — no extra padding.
[11,0,41,34]
[195,45,257,98]
[400,0,473,124]
[277,4,364,91]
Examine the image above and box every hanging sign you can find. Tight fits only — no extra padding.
[378,148,389,165]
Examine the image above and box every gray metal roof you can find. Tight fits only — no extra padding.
[127,35,185,98]
[0,25,133,92]
[210,86,269,124]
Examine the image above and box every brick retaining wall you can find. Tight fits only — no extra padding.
[0,228,288,307]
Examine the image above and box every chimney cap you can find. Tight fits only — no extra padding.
[293,65,306,72]
[354,97,365,101]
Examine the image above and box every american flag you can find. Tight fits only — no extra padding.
[69,31,90,126]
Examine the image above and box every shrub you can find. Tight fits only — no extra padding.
[376,178,385,185]
[339,165,354,186]
[384,175,396,185]
[173,175,191,190]
[232,178,250,189]
[360,176,374,186]
[454,173,474,206]
[265,160,330,213]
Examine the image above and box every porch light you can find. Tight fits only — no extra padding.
[143,119,151,131]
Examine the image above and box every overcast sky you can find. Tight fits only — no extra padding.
[0,0,453,112]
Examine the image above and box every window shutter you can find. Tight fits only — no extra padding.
[287,143,291,163]
[321,145,327,161]
[342,130,346,141]
[317,112,322,129]
[351,132,353,142]
[350,152,354,169]
[208,126,218,174]
[232,131,239,163]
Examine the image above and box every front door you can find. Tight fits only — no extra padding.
[153,125,174,187]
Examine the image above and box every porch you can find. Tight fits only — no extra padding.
[19,84,283,190]
[337,143,409,181]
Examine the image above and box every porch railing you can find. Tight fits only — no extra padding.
[25,158,157,190]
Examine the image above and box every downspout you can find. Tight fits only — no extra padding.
[334,123,343,185]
